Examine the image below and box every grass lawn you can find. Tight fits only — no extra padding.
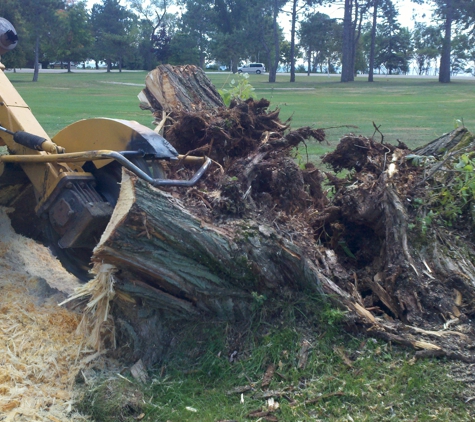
[6,70,475,160]
[78,302,474,422]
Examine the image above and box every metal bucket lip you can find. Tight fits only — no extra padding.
[0,17,18,55]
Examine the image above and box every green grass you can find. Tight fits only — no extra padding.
[212,73,475,149]
[77,299,473,421]
[6,71,152,135]
[7,71,475,160]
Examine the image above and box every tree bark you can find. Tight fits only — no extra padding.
[341,0,355,82]
[413,126,468,157]
[307,49,311,76]
[368,0,377,82]
[268,0,280,83]
[351,0,362,77]
[439,0,453,83]
[140,64,224,113]
[93,170,345,318]
[289,0,298,83]
[32,35,40,82]
[90,169,352,364]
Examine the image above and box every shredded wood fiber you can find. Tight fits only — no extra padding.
[60,263,117,351]
[0,208,96,421]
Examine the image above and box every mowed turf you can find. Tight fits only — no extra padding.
[6,70,475,158]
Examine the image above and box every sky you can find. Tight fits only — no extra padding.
[85,0,432,31]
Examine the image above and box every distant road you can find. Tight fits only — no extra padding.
[4,68,474,80]
[3,68,142,73]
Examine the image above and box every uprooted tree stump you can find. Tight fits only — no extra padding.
[68,65,475,366]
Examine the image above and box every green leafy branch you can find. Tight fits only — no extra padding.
[218,73,255,107]
[410,152,475,230]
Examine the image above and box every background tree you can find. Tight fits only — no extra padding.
[340,0,370,82]
[127,0,176,68]
[279,39,293,71]
[450,33,470,74]
[178,0,214,68]
[284,0,321,82]
[373,2,412,75]
[51,1,93,72]
[269,0,287,82]
[209,0,251,73]
[437,0,454,82]
[90,0,136,72]
[0,0,28,70]
[299,12,340,74]
[167,32,200,65]
[367,0,377,81]
[247,1,278,72]
[413,0,474,82]
[17,0,65,81]
[151,16,178,63]
[412,23,441,75]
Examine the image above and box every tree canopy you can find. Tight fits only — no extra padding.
[0,0,474,83]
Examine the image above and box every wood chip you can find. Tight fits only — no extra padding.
[261,364,275,389]
[333,346,353,367]
[253,390,286,399]
[0,210,104,421]
[297,339,312,369]
[412,340,442,350]
[305,391,345,404]
[226,385,253,395]
[352,302,376,323]
[130,359,149,384]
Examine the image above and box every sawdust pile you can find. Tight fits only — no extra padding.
[0,208,98,421]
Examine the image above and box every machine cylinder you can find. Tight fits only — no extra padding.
[0,18,18,56]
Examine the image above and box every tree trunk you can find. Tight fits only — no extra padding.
[91,131,475,366]
[231,56,238,74]
[341,0,354,82]
[32,35,40,82]
[413,126,468,157]
[368,0,377,82]
[268,0,280,83]
[93,170,334,319]
[307,49,311,76]
[439,0,453,83]
[350,0,362,77]
[91,169,350,364]
[289,0,298,83]
[140,64,224,114]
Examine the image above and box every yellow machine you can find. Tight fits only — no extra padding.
[0,18,210,279]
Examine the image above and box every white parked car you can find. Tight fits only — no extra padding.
[237,63,265,74]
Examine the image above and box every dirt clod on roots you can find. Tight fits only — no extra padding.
[150,82,475,362]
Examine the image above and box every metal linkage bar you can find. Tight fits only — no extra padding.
[0,150,212,188]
